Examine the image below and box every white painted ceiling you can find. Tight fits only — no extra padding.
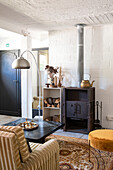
[0,0,113,34]
[0,28,22,38]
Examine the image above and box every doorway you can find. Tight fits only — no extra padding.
[32,48,49,97]
[0,50,21,116]
[32,48,49,118]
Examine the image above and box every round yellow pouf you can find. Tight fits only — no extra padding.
[88,129,113,152]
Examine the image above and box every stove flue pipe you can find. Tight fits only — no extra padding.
[76,24,86,87]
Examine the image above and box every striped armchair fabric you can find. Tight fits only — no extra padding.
[0,126,59,170]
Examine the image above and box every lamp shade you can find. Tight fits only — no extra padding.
[12,57,30,69]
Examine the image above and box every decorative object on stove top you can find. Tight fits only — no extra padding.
[81,74,95,88]
[81,80,95,88]
[44,97,60,108]
[45,65,59,87]
[94,101,102,129]
[18,119,38,130]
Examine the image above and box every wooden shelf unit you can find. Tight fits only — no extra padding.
[43,87,63,122]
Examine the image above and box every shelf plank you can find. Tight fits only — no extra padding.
[43,87,61,90]
[44,107,60,110]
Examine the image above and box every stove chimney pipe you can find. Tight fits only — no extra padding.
[76,24,86,87]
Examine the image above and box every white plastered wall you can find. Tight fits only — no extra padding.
[49,29,77,87]
[49,25,113,128]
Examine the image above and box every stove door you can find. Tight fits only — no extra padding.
[66,101,88,119]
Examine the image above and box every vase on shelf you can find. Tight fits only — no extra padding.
[32,96,42,110]
[49,77,54,87]
[58,79,61,87]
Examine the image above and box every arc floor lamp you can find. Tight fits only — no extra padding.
[12,50,41,118]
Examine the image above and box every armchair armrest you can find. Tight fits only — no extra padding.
[20,139,59,170]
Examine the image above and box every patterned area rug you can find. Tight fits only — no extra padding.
[46,135,113,170]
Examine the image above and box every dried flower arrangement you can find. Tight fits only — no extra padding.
[45,65,59,78]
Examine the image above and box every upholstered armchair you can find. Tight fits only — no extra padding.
[0,126,59,170]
